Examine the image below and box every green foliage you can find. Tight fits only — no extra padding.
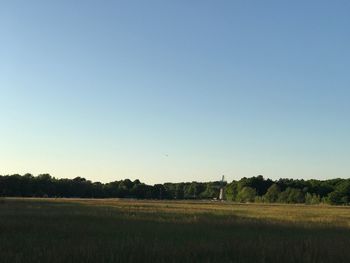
[174,183,185,199]
[199,182,219,199]
[327,180,350,205]
[236,187,256,203]
[254,196,263,203]
[0,174,349,205]
[327,191,347,205]
[305,193,321,205]
[278,188,305,204]
[225,181,238,201]
[263,184,281,203]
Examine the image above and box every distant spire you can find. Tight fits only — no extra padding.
[219,175,225,201]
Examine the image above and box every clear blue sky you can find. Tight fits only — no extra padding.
[1,0,349,184]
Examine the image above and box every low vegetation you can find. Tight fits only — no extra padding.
[0,198,349,263]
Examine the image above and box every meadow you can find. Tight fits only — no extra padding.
[1,198,350,263]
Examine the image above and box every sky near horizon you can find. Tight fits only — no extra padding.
[1,1,350,184]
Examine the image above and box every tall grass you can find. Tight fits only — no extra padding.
[0,198,349,263]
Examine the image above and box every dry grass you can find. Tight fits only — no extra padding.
[1,198,349,263]
[24,198,350,227]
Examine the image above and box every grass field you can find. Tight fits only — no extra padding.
[1,198,350,263]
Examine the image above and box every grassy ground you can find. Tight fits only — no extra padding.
[0,198,349,263]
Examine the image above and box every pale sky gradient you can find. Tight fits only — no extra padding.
[1,1,350,184]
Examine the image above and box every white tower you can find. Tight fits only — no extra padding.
[219,175,225,200]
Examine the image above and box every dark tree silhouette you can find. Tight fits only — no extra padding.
[0,174,349,205]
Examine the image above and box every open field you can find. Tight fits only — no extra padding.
[1,198,350,263]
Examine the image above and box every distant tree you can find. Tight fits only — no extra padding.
[199,182,218,199]
[185,182,199,199]
[327,191,344,205]
[236,187,256,203]
[36,174,55,197]
[117,181,129,197]
[153,184,167,199]
[0,173,349,205]
[326,180,350,205]
[278,188,305,204]
[305,193,321,205]
[225,181,238,201]
[130,181,145,198]
[263,184,281,203]
[174,183,185,199]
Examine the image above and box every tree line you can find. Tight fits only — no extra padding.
[0,174,349,205]
[225,175,350,205]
